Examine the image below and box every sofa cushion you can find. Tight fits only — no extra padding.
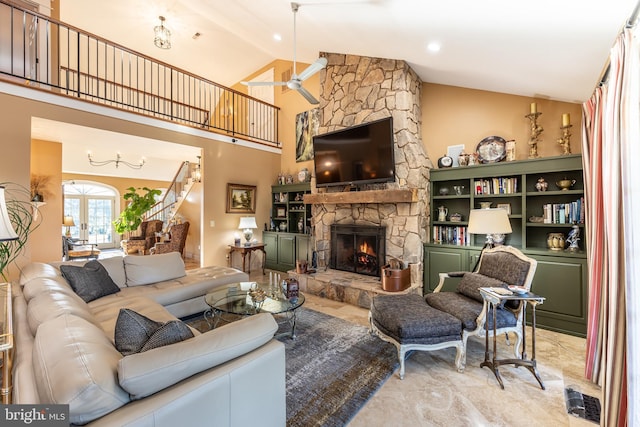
[425,292,517,330]
[477,251,531,286]
[96,256,127,288]
[22,277,76,303]
[26,288,100,335]
[32,314,130,425]
[114,308,193,356]
[60,260,121,303]
[456,272,507,303]
[19,262,61,286]
[124,252,186,286]
[118,312,277,399]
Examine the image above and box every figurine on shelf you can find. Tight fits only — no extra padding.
[566,225,580,252]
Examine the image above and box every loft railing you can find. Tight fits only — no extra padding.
[0,0,280,146]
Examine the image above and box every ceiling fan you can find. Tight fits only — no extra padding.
[241,2,327,105]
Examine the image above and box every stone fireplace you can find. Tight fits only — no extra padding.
[307,52,432,290]
[330,224,386,276]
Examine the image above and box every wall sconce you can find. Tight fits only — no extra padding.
[193,155,202,183]
[63,215,75,238]
[154,16,172,49]
[238,217,257,246]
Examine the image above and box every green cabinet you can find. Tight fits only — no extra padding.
[425,154,588,336]
[265,183,313,272]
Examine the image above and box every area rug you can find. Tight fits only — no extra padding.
[185,307,398,427]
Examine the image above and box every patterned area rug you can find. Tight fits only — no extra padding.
[185,307,398,427]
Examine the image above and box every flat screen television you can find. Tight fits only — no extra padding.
[312,117,395,188]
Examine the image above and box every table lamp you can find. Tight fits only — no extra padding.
[238,217,257,246]
[63,215,75,238]
[467,208,512,249]
[0,186,18,242]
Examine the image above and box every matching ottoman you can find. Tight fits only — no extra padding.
[369,293,464,378]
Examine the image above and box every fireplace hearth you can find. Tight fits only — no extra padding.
[330,224,386,276]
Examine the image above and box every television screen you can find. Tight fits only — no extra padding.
[312,117,395,188]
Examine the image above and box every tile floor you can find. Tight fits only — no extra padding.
[248,269,600,427]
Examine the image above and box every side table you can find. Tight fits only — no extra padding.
[227,243,266,275]
[479,287,546,390]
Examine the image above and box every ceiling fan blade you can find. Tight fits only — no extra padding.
[297,57,328,82]
[241,81,287,86]
[296,86,320,104]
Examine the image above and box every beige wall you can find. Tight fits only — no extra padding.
[30,139,63,263]
[0,90,280,274]
[421,83,582,162]
[233,59,319,184]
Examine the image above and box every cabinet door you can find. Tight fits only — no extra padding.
[424,247,470,293]
[528,255,587,336]
[263,232,278,266]
[296,235,311,262]
[277,235,296,270]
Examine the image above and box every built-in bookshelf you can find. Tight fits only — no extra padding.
[425,154,588,337]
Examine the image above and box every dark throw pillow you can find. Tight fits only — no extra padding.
[456,272,507,302]
[115,308,194,356]
[60,260,121,303]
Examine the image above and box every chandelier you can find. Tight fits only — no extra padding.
[154,16,171,49]
[88,153,145,169]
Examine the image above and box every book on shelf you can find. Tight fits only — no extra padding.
[542,197,584,224]
[474,177,518,195]
[432,226,469,246]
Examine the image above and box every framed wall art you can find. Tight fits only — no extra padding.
[226,183,256,214]
[295,108,320,162]
[497,203,511,215]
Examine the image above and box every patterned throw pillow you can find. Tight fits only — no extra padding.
[60,260,121,303]
[114,308,194,356]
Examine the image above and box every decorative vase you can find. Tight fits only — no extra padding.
[547,232,565,251]
[535,178,548,192]
[458,153,469,167]
[479,201,492,209]
[437,206,448,222]
[555,178,576,191]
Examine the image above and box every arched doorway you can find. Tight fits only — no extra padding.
[63,181,119,249]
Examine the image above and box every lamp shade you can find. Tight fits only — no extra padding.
[238,217,258,230]
[63,215,75,227]
[467,208,512,235]
[0,186,18,241]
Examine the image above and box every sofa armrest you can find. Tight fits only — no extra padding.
[433,271,465,293]
[118,313,278,399]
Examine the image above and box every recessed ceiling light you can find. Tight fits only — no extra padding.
[273,33,282,41]
[427,42,441,53]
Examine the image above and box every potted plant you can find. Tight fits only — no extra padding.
[1,182,39,280]
[113,187,162,235]
[30,174,51,202]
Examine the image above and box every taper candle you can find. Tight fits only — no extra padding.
[530,102,537,114]
[562,113,570,127]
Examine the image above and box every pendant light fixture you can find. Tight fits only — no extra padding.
[154,16,171,49]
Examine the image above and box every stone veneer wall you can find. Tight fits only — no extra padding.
[311,52,432,285]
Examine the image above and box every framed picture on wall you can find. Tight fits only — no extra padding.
[226,183,256,214]
[295,108,320,162]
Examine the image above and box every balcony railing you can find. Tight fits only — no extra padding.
[0,0,280,147]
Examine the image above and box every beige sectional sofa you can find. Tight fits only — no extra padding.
[12,252,286,426]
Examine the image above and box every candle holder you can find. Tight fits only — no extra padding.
[525,112,543,159]
[557,124,572,155]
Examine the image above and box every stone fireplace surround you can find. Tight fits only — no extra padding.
[303,52,432,296]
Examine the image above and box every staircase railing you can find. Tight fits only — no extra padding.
[145,160,194,225]
[0,0,280,146]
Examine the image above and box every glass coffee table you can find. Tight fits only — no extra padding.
[204,282,305,339]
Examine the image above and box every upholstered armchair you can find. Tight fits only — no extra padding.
[150,221,190,257]
[121,219,163,255]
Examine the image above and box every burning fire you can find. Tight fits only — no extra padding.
[359,241,376,256]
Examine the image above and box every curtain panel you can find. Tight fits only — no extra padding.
[582,27,639,427]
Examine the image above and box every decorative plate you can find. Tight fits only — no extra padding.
[476,136,507,164]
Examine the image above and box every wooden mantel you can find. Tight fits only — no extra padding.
[304,188,418,205]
